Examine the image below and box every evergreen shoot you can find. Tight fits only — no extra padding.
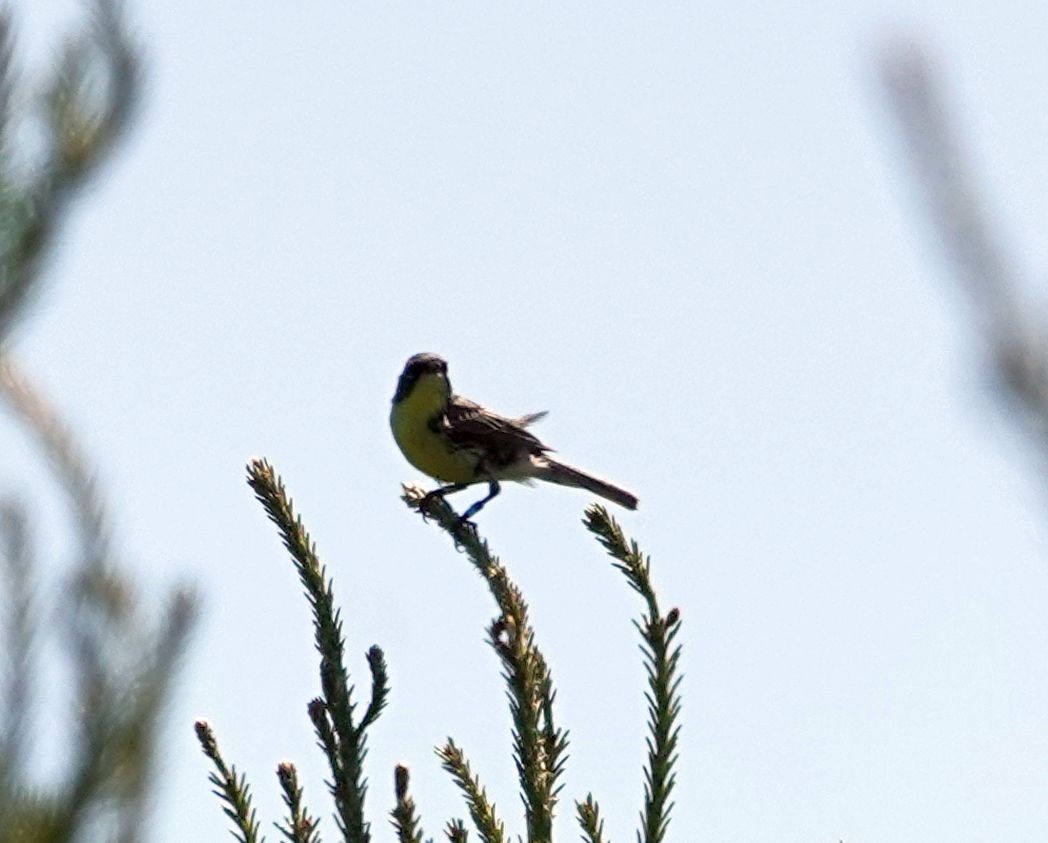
[199,466,680,843]
[575,795,607,843]
[196,720,265,843]
[389,764,427,843]
[198,459,390,843]
[583,506,682,843]
[277,761,323,843]
[404,486,682,843]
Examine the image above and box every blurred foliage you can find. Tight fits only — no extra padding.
[882,42,1048,459]
[0,2,197,842]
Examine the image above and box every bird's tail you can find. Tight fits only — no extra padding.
[536,457,639,510]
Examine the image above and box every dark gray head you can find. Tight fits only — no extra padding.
[393,352,449,403]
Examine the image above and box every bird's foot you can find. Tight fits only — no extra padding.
[419,489,441,507]
[454,515,477,533]
[416,489,449,522]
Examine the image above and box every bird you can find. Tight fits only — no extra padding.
[390,352,638,522]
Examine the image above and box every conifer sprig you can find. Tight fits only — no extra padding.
[404,486,568,843]
[247,458,387,843]
[308,695,340,771]
[435,740,506,843]
[277,761,321,843]
[444,819,469,843]
[575,794,608,843]
[583,506,682,843]
[195,720,265,843]
[360,645,390,731]
[390,764,427,843]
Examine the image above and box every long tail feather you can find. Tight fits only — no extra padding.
[515,410,548,427]
[536,457,638,510]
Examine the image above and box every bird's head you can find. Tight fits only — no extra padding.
[393,352,451,404]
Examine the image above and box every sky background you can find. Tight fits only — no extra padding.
[5,1,1048,841]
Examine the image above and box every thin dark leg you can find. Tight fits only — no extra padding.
[460,479,501,522]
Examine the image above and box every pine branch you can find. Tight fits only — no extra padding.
[390,764,425,843]
[436,740,505,843]
[404,486,567,843]
[0,264,196,843]
[0,500,34,790]
[276,761,321,843]
[0,4,198,840]
[575,795,609,843]
[248,459,385,843]
[0,402,197,843]
[307,696,340,775]
[110,587,198,843]
[0,0,139,339]
[0,353,135,835]
[46,0,138,181]
[360,645,389,731]
[0,10,13,157]
[195,721,265,843]
[0,357,110,569]
[444,819,469,843]
[584,506,682,843]
[879,41,1048,458]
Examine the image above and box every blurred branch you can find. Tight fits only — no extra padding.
[0,3,198,841]
[46,0,138,180]
[0,0,139,340]
[0,500,34,790]
[880,41,1048,456]
[0,355,109,567]
[113,587,198,843]
[0,544,197,843]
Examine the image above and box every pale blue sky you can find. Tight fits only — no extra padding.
[5,1,1048,840]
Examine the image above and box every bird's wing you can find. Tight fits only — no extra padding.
[444,395,550,468]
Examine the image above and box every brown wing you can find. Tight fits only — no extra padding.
[443,395,549,470]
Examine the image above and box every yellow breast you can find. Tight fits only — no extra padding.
[390,373,478,484]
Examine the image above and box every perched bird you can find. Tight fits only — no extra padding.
[390,352,638,522]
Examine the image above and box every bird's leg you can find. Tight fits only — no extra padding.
[459,479,501,524]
